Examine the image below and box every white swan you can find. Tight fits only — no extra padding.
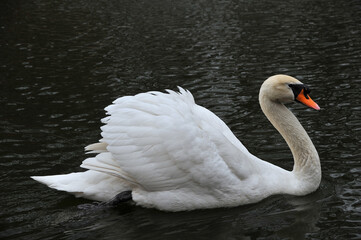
[32,75,321,211]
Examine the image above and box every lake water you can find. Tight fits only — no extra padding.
[1,0,360,239]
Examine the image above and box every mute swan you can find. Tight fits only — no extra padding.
[32,75,321,211]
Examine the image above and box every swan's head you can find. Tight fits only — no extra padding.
[259,75,320,110]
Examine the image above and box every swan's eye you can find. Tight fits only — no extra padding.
[289,84,312,100]
[288,84,304,99]
[304,85,311,94]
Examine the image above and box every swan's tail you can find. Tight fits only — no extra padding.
[31,170,130,202]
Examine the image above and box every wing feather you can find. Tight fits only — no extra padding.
[82,88,256,195]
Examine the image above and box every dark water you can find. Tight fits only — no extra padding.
[1,0,360,239]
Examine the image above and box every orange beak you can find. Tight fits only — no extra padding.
[296,89,320,110]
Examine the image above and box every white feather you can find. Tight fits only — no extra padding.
[31,170,130,202]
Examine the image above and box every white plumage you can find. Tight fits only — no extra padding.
[32,75,321,211]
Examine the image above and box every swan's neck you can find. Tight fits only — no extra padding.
[259,95,321,195]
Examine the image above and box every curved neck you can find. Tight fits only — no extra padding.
[259,94,321,193]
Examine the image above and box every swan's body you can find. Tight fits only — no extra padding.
[32,75,321,211]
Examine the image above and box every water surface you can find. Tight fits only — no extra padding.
[1,0,360,239]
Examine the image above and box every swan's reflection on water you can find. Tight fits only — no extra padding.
[51,188,324,240]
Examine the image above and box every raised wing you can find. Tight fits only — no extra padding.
[81,88,259,195]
